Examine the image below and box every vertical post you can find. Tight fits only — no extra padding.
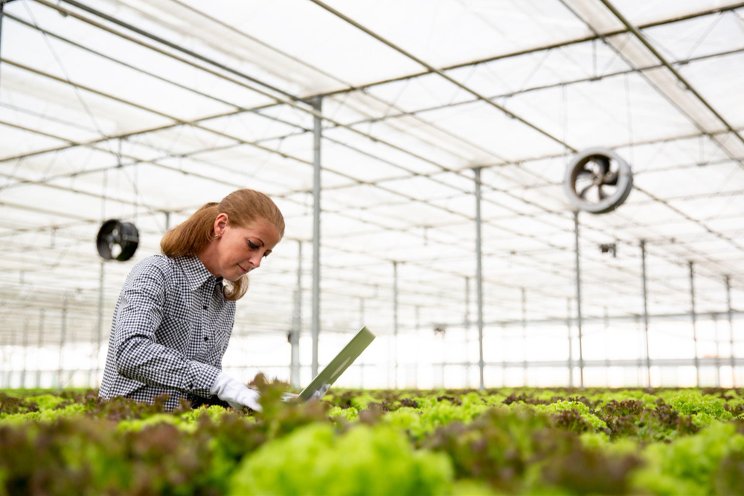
[0,328,6,388]
[713,314,721,387]
[290,240,303,387]
[640,240,652,387]
[311,96,322,377]
[725,276,735,387]
[37,308,45,387]
[464,277,471,387]
[414,305,420,388]
[521,287,528,386]
[164,210,171,231]
[58,295,68,388]
[573,211,585,387]
[603,306,610,369]
[689,261,700,386]
[93,259,105,386]
[392,260,399,389]
[21,319,29,388]
[0,0,6,59]
[473,167,485,390]
[566,298,574,387]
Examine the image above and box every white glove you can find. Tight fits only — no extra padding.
[311,383,330,400]
[281,392,299,402]
[280,384,330,403]
[210,372,262,412]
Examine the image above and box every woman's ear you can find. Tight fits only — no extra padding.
[213,212,229,238]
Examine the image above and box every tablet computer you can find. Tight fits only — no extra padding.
[298,326,376,401]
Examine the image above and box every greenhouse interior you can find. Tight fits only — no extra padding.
[2,0,744,494]
[2,0,743,391]
[2,0,744,491]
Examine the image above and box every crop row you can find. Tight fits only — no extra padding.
[1,384,743,495]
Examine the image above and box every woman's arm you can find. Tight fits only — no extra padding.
[112,261,220,398]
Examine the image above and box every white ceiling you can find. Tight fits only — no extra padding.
[0,0,742,347]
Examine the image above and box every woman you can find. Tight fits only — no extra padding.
[99,188,284,411]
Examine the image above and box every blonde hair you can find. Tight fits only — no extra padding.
[161,189,285,301]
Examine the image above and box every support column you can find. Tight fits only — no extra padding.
[713,314,721,387]
[689,261,700,386]
[473,167,485,390]
[311,96,322,377]
[392,260,399,389]
[414,305,420,388]
[93,259,105,386]
[290,240,303,387]
[573,211,585,387]
[0,1,8,58]
[36,308,45,387]
[640,240,652,387]
[464,277,471,387]
[0,329,7,388]
[521,287,528,386]
[566,298,574,387]
[603,307,610,372]
[58,296,68,388]
[725,276,735,387]
[21,319,28,388]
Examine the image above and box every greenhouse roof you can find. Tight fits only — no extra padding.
[1,0,743,348]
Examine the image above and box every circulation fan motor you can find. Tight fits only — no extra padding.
[96,219,139,261]
[563,147,633,214]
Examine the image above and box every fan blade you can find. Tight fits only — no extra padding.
[598,184,607,200]
[595,156,610,174]
[579,184,595,199]
[603,170,619,185]
[577,167,595,181]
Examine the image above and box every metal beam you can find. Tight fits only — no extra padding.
[312,3,744,99]
[598,0,744,151]
[521,287,528,386]
[310,0,570,151]
[311,96,322,378]
[473,167,485,390]
[432,356,744,370]
[726,275,736,387]
[640,240,652,387]
[566,298,574,387]
[393,260,399,389]
[4,13,743,278]
[573,212,585,387]
[290,240,302,388]
[689,261,701,386]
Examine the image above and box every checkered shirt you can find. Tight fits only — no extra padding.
[99,255,236,410]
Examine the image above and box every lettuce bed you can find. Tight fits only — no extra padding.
[1,385,743,495]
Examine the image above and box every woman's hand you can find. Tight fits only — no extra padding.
[210,372,262,411]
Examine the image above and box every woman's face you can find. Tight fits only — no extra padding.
[210,215,282,281]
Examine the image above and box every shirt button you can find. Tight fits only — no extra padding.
[189,383,194,388]
[203,336,209,341]
[203,305,208,310]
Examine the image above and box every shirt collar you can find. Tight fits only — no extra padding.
[178,256,220,292]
